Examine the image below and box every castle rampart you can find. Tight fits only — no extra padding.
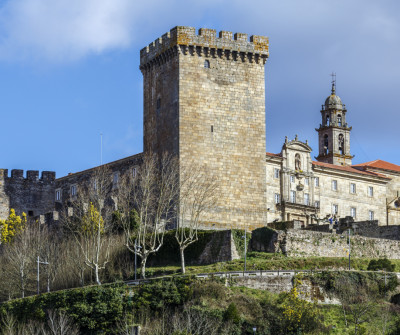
[0,168,56,219]
[140,26,269,70]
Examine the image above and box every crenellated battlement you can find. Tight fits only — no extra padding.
[140,26,269,70]
[0,169,56,182]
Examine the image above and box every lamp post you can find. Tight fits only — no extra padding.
[134,239,138,280]
[348,228,351,270]
[252,326,257,335]
[37,256,49,295]
[134,239,142,280]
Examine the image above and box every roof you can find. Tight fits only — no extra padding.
[56,152,143,181]
[312,160,390,179]
[266,152,282,157]
[352,160,400,174]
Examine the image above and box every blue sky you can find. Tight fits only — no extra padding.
[0,0,399,178]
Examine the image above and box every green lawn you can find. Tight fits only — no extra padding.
[143,252,400,278]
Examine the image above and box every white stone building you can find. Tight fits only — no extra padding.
[265,81,400,227]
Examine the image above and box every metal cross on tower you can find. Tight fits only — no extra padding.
[330,72,336,93]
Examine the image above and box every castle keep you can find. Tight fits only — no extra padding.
[140,27,269,228]
[1,26,400,232]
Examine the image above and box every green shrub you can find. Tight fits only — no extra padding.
[232,229,251,256]
[368,258,395,272]
[223,302,241,325]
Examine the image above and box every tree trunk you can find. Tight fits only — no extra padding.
[47,275,50,293]
[180,247,186,274]
[20,269,25,298]
[141,256,148,279]
[95,264,101,285]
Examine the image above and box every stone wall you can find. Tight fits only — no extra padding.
[282,229,400,259]
[55,153,142,213]
[251,227,400,259]
[231,274,339,304]
[141,26,269,230]
[198,230,240,264]
[0,168,55,220]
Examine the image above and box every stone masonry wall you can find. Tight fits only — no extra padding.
[0,168,55,219]
[279,229,400,259]
[141,26,269,230]
[0,169,10,220]
[55,153,143,213]
[251,227,400,259]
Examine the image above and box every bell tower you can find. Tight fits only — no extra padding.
[315,75,353,166]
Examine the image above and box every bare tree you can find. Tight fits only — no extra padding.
[118,153,179,278]
[334,275,380,335]
[38,227,63,293]
[45,310,80,335]
[63,166,112,285]
[4,221,40,298]
[175,163,218,273]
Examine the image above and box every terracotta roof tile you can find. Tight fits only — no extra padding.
[312,160,390,179]
[352,160,400,173]
[266,152,282,157]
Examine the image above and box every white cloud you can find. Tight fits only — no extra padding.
[0,0,144,61]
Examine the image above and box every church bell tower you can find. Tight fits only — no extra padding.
[316,76,354,166]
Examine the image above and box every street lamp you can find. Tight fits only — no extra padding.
[37,256,49,295]
[252,326,257,334]
[348,228,351,270]
[134,239,142,280]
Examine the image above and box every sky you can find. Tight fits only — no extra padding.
[0,0,399,178]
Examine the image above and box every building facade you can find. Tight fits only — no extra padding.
[1,26,400,231]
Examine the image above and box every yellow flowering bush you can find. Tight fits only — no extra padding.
[81,202,104,235]
[0,209,27,243]
[281,275,321,334]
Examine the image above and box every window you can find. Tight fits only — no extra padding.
[304,193,310,206]
[332,204,338,215]
[290,175,295,183]
[326,115,330,126]
[204,59,210,68]
[132,167,137,178]
[290,190,296,203]
[324,135,329,154]
[350,183,356,194]
[350,207,357,218]
[305,178,309,186]
[156,98,161,111]
[71,185,77,196]
[332,180,337,191]
[338,134,344,155]
[314,177,320,187]
[113,172,119,185]
[55,189,61,201]
[337,115,342,127]
[274,193,280,204]
[274,168,280,179]
[315,201,320,208]
[369,211,374,221]
[368,186,374,197]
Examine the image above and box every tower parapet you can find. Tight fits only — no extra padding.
[140,26,269,70]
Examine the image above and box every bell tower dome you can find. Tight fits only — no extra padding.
[315,76,354,166]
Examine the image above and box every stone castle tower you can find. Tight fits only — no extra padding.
[316,80,353,166]
[140,26,269,229]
